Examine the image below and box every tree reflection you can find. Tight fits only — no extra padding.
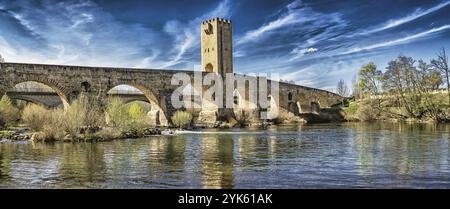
[348,122,450,180]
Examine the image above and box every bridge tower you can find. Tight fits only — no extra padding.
[196,18,234,125]
[201,18,233,76]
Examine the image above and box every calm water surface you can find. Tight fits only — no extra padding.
[1,123,450,188]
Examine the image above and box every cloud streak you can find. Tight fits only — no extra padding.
[236,0,347,46]
[351,1,450,37]
[161,0,231,69]
[340,24,450,55]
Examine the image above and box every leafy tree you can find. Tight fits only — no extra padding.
[418,60,442,91]
[358,62,383,96]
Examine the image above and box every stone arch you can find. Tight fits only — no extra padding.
[205,63,214,72]
[106,83,168,126]
[9,80,70,109]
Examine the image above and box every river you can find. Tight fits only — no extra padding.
[1,122,450,188]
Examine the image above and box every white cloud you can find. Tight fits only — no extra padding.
[0,0,167,68]
[289,47,318,60]
[350,1,450,37]
[340,24,450,55]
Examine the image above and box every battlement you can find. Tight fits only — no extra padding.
[202,17,232,25]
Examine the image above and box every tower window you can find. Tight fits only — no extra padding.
[288,92,293,101]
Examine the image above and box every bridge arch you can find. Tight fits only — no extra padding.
[8,80,69,109]
[106,84,168,126]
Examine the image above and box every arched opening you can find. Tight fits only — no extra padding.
[81,81,91,93]
[107,84,167,126]
[233,89,241,106]
[7,81,68,109]
[205,63,214,72]
[288,92,293,102]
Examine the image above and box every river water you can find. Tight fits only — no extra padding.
[1,122,450,188]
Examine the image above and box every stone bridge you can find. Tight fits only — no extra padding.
[0,62,342,126]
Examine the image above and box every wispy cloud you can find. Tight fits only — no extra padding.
[340,24,450,55]
[161,0,231,68]
[237,0,343,46]
[352,1,450,37]
[235,0,347,63]
[0,0,163,67]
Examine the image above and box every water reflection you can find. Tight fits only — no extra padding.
[201,135,234,189]
[1,122,450,188]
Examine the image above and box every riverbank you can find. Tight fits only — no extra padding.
[0,127,178,143]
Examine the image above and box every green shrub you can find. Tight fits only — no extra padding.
[106,98,129,130]
[0,96,20,128]
[171,111,192,128]
[41,109,66,141]
[21,104,51,131]
[106,98,151,131]
[355,102,377,121]
[127,102,150,129]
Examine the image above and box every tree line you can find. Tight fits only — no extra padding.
[337,48,450,122]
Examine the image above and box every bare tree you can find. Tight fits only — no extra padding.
[336,79,349,97]
[431,48,450,104]
[351,75,360,99]
[0,54,5,63]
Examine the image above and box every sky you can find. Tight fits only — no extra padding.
[1,0,450,91]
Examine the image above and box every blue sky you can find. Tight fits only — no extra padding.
[1,0,450,91]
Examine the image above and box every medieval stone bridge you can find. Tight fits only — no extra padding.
[0,62,342,126]
[0,18,344,126]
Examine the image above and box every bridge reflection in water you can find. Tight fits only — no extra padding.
[1,123,450,188]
